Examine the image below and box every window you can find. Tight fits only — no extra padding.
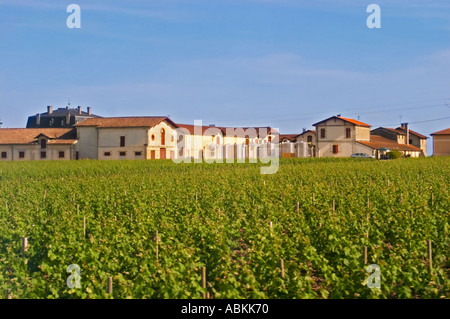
[135,151,142,156]
[217,136,220,145]
[332,145,339,154]
[19,151,25,158]
[58,151,65,158]
[104,152,111,157]
[41,151,46,159]
[171,135,174,143]
[320,128,326,139]
[119,151,126,156]
[120,136,125,147]
[151,134,155,141]
[1,152,6,158]
[346,128,351,138]
[307,135,313,143]
[161,128,165,145]
[40,139,47,149]
[409,139,413,144]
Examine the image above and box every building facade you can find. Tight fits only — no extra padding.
[74,117,179,160]
[313,116,371,158]
[430,128,450,156]
[0,128,77,161]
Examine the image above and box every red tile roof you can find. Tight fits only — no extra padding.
[313,116,371,127]
[430,128,450,135]
[337,116,371,127]
[74,117,176,128]
[0,128,76,145]
[297,130,316,136]
[358,135,423,152]
[279,134,298,142]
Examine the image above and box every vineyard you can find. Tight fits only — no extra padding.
[0,157,448,299]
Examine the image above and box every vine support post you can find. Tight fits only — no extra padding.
[427,240,432,272]
[280,259,285,279]
[364,246,368,265]
[108,277,113,295]
[21,237,28,257]
[155,230,159,263]
[296,202,299,214]
[83,216,86,237]
[201,266,207,299]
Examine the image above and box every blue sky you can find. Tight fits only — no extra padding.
[0,0,449,154]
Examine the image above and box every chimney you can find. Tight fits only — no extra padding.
[302,128,306,133]
[36,113,40,126]
[405,123,409,145]
[47,106,53,114]
[66,113,70,126]
[87,107,91,115]
[77,106,82,114]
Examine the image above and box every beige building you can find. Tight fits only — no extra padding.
[0,128,77,161]
[176,124,224,160]
[176,123,277,161]
[313,115,371,157]
[430,128,450,156]
[357,135,423,158]
[371,124,427,156]
[74,117,178,160]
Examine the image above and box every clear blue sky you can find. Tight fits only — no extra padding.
[0,0,449,154]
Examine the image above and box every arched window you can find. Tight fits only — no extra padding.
[161,128,165,145]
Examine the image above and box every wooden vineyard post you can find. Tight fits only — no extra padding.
[364,246,368,265]
[431,193,434,207]
[201,266,207,299]
[72,194,75,206]
[332,199,335,211]
[5,201,7,210]
[410,210,413,219]
[312,193,315,205]
[296,202,299,214]
[108,277,113,295]
[83,216,86,237]
[367,197,370,209]
[6,289,12,299]
[155,230,159,263]
[77,204,79,216]
[22,237,28,257]
[280,259,285,279]
[195,192,198,202]
[269,221,273,237]
[427,240,432,272]
[43,189,47,201]
[130,213,133,223]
